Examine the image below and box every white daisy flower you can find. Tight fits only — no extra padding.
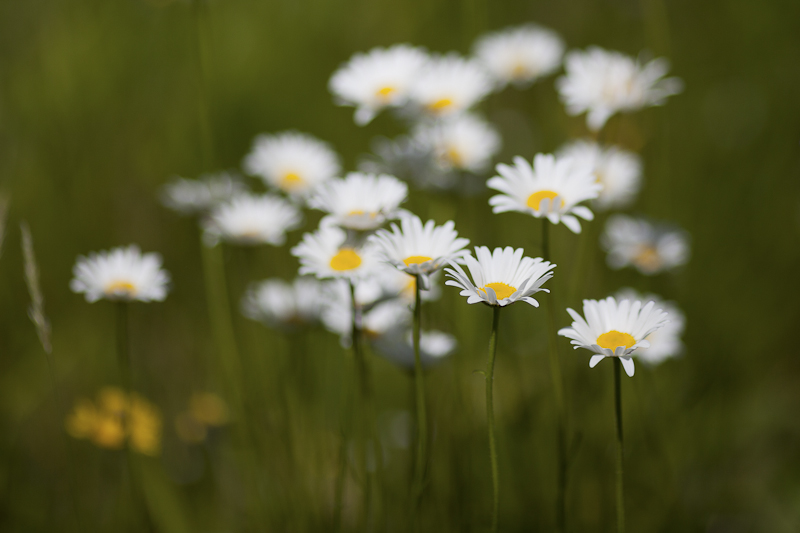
[615,289,685,365]
[372,329,456,369]
[601,215,690,275]
[321,287,411,346]
[70,245,170,303]
[160,172,247,215]
[408,54,494,117]
[368,214,470,289]
[444,246,555,307]
[242,131,341,198]
[291,224,380,281]
[329,44,429,126]
[203,194,302,246]
[367,266,442,304]
[410,113,502,173]
[473,24,564,88]
[557,140,642,210]
[309,172,408,231]
[487,153,602,234]
[241,277,324,329]
[556,47,684,131]
[557,296,670,377]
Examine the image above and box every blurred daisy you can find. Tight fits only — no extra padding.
[291,224,380,281]
[309,172,408,231]
[558,140,642,210]
[409,54,494,117]
[556,47,683,131]
[616,289,685,365]
[601,215,690,275]
[160,172,247,215]
[487,153,601,234]
[70,245,170,303]
[203,194,302,246]
[558,296,669,377]
[473,24,564,88]
[243,131,341,198]
[372,329,456,369]
[368,214,470,289]
[411,113,501,173]
[329,44,429,125]
[241,277,324,329]
[321,293,411,346]
[445,246,555,307]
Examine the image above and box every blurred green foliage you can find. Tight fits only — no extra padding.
[1,0,800,531]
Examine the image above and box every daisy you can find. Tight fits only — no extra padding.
[487,153,601,234]
[321,292,411,346]
[372,329,456,369]
[410,113,502,173]
[556,47,684,131]
[291,224,380,281]
[368,214,470,289]
[203,194,302,246]
[308,172,408,231]
[160,171,247,215]
[615,289,685,365]
[329,44,429,125]
[70,245,170,303]
[445,246,555,307]
[242,131,341,198]
[473,24,564,88]
[408,54,494,117]
[557,296,670,377]
[601,215,690,275]
[557,140,642,210]
[241,277,324,329]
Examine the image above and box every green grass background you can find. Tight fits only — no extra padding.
[1,0,800,531]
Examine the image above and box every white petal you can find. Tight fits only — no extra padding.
[620,356,635,377]
[589,355,605,368]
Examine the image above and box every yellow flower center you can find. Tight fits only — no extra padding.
[479,282,517,300]
[428,97,453,112]
[330,248,362,271]
[376,86,396,99]
[526,190,564,211]
[512,62,528,78]
[403,255,433,266]
[634,246,662,272]
[445,146,463,167]
[105,280,137,297]
[280,172,305,190]
[596,330,636,351]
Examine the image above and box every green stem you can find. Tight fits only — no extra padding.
[116,302,131,394]
[485,306,501,533]
[411,274,428,526]
[542,221,567,533]
[614,358,626,533]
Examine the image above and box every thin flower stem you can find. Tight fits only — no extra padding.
[116,302,131,393]
[614,358,626,533]
[411,274,428,526]
[485,306,501,533]
[542,221,568,532]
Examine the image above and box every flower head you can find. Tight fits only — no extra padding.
[473,24,564,88]
[291,224,380,281]
[309,172,408,231]
[410,113,501,173]
[368,214,470,289]
[329,44,429,125]
[160,172,247,215]
[243,131,341,198]
[616,289,685,365]
[203,194,302,246]
[557,140,642,210]
[445,246,555,307]
[557,296,670,377]
[556,47,684,131]
[409,54,494,117]
[487,153,601,234]
[320,282,412,346]
[70,245,170,303]
[241,277,324,329]
[601,215,690,275]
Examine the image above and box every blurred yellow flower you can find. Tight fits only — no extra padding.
[65,387,162,456]
[175,392,228,444]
